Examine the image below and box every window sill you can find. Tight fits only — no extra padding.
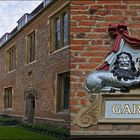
[3,108,13,113]
[7,69,16,74]
[5,108,12,111]
[26,60,37,66]
[55,109,69,115]
[49,45,70,56]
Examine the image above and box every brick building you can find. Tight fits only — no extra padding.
[70,0,140,138]
[2,0,140,137]
[0,0,70,127]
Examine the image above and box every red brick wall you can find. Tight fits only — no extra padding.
[0,0,69,126]
[70,0,140,135]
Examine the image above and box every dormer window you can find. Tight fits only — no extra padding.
[17,14,33,30]
[43,0,52,6]
[0,33,11,47]
[18,16,26,29]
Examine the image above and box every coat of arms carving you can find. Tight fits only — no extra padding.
[85,24,140,93]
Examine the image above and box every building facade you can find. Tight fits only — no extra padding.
[70,0,140,138]
[0,0,70,127]
[2,0,140,137]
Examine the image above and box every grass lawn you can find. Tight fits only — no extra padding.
[0,127,61,140]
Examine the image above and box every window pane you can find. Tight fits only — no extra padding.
[63,13,68,46]
[28,31,35,63]
[29,35,33,62]
[7,46,16,71]
[56,18,60,49]
[63,75,70,109]
[4,87,12,109]
[4,92,7,109]
[57,72,70,112]
[13,47,16,69]
[8,88,12,108]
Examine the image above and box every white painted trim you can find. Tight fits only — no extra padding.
[35,116,69,123]
[48,1,69,18]
[49,45,69,56]
[0,113,23,118]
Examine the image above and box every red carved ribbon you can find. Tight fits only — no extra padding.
[97,23,140,70]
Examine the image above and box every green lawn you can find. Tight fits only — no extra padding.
[0,127,61,140]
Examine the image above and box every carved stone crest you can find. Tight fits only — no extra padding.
[76,24,140,128]
[85,24,140,93]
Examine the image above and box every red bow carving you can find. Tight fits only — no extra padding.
[108,23,128,38]
[97,23,140,70]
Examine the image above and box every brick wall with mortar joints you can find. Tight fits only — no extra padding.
[0,0,69,126]
[70,0,140,134]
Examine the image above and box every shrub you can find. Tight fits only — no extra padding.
[0,118,19,126]
[0,117,70,138]
[19,123,69,138]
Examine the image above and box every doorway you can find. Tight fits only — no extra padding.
[26,94,35,123]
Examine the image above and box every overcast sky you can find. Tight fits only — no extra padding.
[0,0,43,37]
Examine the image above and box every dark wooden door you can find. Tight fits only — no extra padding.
[26,94,35,123]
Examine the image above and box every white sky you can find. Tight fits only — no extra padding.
[0,0,43,37]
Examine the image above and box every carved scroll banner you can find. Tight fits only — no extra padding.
[76,95,98,128]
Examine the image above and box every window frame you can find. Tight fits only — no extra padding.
[50,6,69,53]
[4,86,13,110]
[6,44,16,72]
[63,12,69,47]
[55,71,70,113]
[56,17,61,49]
[26,30,36,64]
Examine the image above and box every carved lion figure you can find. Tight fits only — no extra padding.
[85,52,140,93]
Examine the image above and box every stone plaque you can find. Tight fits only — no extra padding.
[105,100,140,118]
[98,93,140,123]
